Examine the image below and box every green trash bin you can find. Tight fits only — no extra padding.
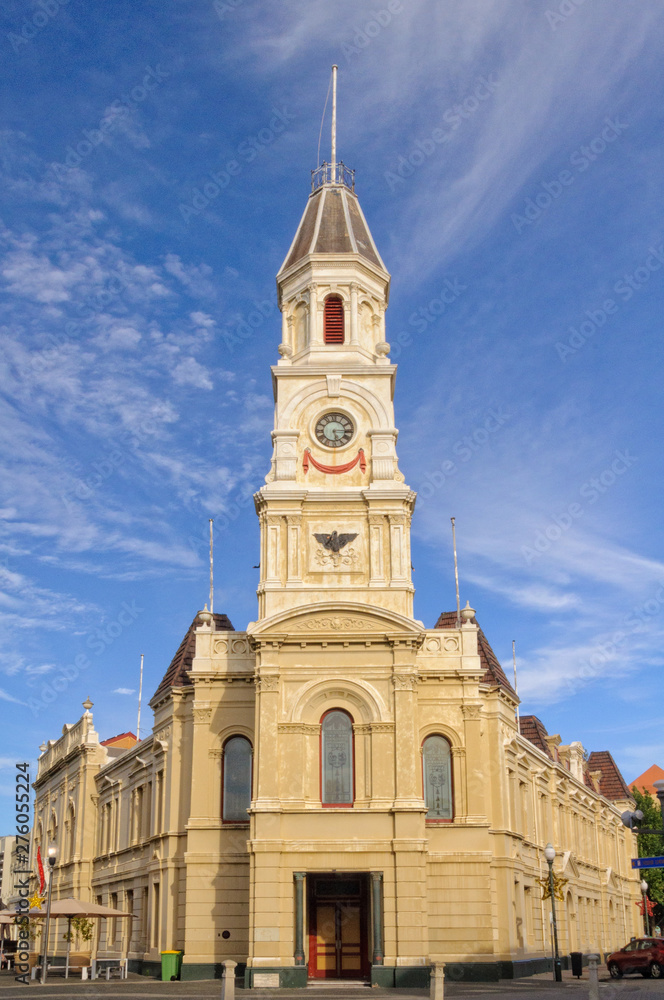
[161,950,183,981]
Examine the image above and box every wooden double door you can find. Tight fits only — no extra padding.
[308,875,370,979]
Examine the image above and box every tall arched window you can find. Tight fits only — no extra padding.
[422,735,453,821]
[66,804,75,861]
[47,813,58,851]
[222,736,252,823]
[323,296,345,344]
[321,710,354,806]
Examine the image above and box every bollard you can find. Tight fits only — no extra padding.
[221,959,237,1000]
[587,953,600,1000]
[430,961,444,1000]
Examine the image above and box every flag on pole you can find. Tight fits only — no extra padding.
[36,845,45,894]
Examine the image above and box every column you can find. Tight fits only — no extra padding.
[286,515,302,584]
[350,282,359,345]
[254,672,280,808]
[264,516,282,584]
[450,746,467,820]
[368,515,384,585]
[462,704,486,823]
[392,669,420,806]
[309,283,320,345]
[389,514,408,582]
[371,872,384,965]
[294,873,305,966]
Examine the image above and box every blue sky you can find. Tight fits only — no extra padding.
[1,0,663,831]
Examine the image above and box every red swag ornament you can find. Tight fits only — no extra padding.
[303,448,366,475]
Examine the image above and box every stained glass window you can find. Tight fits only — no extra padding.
[321,711,353,804]
[223,736,252,822]
[423,735,453,820]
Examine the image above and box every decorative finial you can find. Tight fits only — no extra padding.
[460,601,475,624]
[82,696,93,712]
[39,742,47,754]
[198,603,213,627]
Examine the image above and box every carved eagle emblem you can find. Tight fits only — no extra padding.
[313,531,358,553]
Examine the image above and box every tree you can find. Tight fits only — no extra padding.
[62,917,93,949]
[632,787,664,929]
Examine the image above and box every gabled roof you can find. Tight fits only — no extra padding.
[629,764,664,797]
[586,750,632,801]
[519,715,554,759]
[100,732,137,749]
[434,611,517,696]
[151,612,234,702]
[279,184,386,274]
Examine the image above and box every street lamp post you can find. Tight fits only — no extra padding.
[40,845,57,985]
[544,843,563,983]
[652,779,664,812]
[641,880,651,936]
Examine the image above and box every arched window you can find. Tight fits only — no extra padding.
[321,710,354,806]
[422,735,453,821]
[323,296,345,344]
[66,804,75,861]
[222,736,252,823]
[47,813,58,851]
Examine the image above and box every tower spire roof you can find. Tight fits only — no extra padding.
[279,183,386,276]
[278,65,388,280]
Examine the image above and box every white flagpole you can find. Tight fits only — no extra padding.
[331,64,337,171]
[209,518,214,617]
[136,654,144,741]
[451,517,461,628]
[512,640,520,724]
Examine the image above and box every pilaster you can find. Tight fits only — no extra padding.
[462,704,486,823]
[391,670,421,809]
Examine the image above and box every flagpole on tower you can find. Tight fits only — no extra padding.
[451,517,461,628]
[512,640,520,724]
[331,64,337,171]
[136,653,144,741]
[209,518,214,616]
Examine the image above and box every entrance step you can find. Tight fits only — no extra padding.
[307,980,369,988]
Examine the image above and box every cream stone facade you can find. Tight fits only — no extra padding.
[32,159,642,985]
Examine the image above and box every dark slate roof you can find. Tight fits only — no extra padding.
[519,715,554,759]
[151,612,234,703]
[587,750,632,801]
[434,611,517,697]
[280,185,386,273]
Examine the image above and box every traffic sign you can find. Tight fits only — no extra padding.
[632,857,664,869]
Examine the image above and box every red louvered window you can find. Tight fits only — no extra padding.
[323,296,345,344]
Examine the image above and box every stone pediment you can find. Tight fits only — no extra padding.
[247,602,424,640]
[561,850,580,878]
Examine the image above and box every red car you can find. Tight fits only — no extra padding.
[607,937,664,978]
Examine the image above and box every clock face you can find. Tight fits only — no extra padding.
[315,412,354,448]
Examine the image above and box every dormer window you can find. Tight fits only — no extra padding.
[323,296,345,344]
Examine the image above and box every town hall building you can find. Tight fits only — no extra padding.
[32,148,642,985]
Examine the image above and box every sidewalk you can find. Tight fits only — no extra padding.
[1,970,664,999]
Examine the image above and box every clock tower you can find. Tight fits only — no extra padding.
[255,158,416,622]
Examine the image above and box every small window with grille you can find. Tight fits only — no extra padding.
[323,296,345,344]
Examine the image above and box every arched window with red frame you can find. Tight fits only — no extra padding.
[323,296,345,344]
[422,735,453,821]
[320,709,354,805]
[222,735,252,823]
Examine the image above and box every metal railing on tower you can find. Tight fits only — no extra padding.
[311,161,355,192]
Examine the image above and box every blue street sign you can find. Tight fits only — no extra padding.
[632,857,664,869]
